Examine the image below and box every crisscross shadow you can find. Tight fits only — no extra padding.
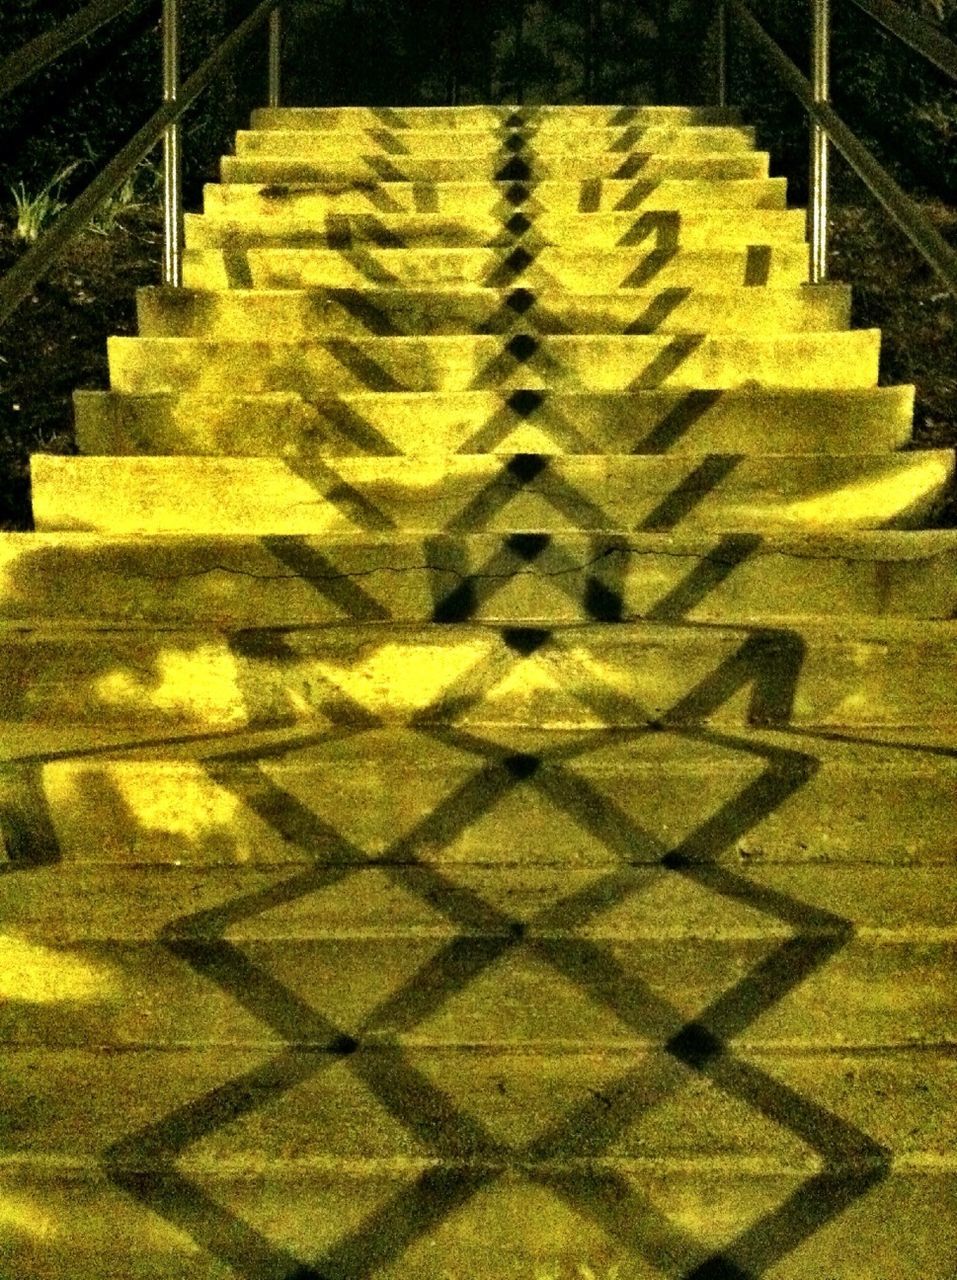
[1,106,908,1280]
[82,605,895,1278]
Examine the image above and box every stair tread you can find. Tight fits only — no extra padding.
[4,864,956,937]
[31,450,952,535]
[6,91,954,1275]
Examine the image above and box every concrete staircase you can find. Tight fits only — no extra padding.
[2,104,956,1278]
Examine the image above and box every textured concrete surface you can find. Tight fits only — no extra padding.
[182,243,814,290]
[203,177,790,215]
[233,125,760,159]
[3,530,957,623]
[136,283,852,339]
[222,150,776,184]
[31,451,954,533]
[1,724,955,862]
[249,105,746,130]
[73,387,916,457]
[183,209,808,251]
[2,616,957,729]
[3,101,956,1278]
[104,332,883,394]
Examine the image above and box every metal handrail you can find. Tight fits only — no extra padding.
[846,0,957,82]
[0,0,282,326]
[0,0,145,101]
[720,0,957,297]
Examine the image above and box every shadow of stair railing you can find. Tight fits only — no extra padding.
[1,518,927,1276]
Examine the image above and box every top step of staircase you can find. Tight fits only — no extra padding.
[250,106,744,131]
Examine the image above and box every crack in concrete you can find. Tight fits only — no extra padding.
[116,545,746,583]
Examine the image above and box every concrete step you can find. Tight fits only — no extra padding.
[3,531,957,625]
[183,244,812,290]
[221,149,774,184]
[204,176,789,216]
[2,728,955,864]
[72,388,915,458]
[33,451,954,535]
[250,104,746,130]
[135,285,852,341]
[183,208,808,251]
[4,1040,952,1164]
[7,864,954,937]
[104,333,881,396]
[1,617,956,731]
[0,916,952,1052]
[0,1154,953,1280]
[5,717,957,861]
[233,125,760,159]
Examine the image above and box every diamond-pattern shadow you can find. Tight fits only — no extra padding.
[2,107,913,1280]
[84,605,894,1278]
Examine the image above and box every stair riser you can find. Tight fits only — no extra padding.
[183,210,808,251]
[3,623,956,730]
[222,152,774,183]
[251,105,746,129]
[183,245,812,290]
[135,285,852,341]
[106,333,881,396]
[205,177,789,215]
[35,453,952,535]
[72,388,916,458]
[3,757,955,865]
[234,126,759,158]
[4,534,956,623]
[4,1038,952,1163]
[0,1171,951,1280]
[0,933,951,1048]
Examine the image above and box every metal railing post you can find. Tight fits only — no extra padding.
[515,0,526,104]
[810,0,830,282]
[162,0,183,287]
[717,0,728,108]
[268,5,281,108]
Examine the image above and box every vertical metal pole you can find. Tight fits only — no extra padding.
[268,5,282,109]
[716,0,728,108]
[810,0,830,283]
[162,0,182,287]
[516,0,526,104]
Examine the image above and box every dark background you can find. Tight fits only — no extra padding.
[2,0,955,207]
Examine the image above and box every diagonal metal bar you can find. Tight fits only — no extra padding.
[847,0,957,81]
[0,0,143,100]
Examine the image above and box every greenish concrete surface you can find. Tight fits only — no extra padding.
[105,332,882,395]
[233,125,759,159]
[3,530,956,623]
[0,1167,953,1279]
[203,177,789,216]
[2,617,956,730]
[4,99,955,1279]
[135,284,852,340]
[1,725,954,863]
[2,1043,952,1173]
[4,865,956,935]
[182,209,808,252]
[250,105,745,130]
[72,387,915,457]
[221,150,774,183]
[31,452,955,534]
[182,244,813,290]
